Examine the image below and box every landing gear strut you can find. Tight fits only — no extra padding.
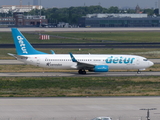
[78,69,86,74]
[137,70,141,74]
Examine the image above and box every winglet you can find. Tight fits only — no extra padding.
[69,52,77,62]
[50,50,55,54]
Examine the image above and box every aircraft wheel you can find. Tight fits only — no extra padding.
[78,69,86,74]
[82,70,86,74]
[137,70,141,74]
[78,70,82,74]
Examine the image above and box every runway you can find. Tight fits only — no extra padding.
[0,97,160,120]
[2,42,160,48]
[0,71,160,77]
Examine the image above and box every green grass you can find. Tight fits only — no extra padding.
[0,76,160,97]
[1,31,160,43]
[0,32,13,43]
[0,32,90,44]
[45,31,160,43]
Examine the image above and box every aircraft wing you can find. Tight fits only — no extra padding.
[69,53,95,69]
[8,53,28,59]
[76,62,95,69]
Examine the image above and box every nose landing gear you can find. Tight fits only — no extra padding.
[78,69,86,74]
[137,69,141,74]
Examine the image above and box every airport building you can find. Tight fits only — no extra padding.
[78,14,160,27]
[0,3,47,27]
[0,5,42,13]
[0,17,15,27]
[0,12,48,27]
[14,12,47,27]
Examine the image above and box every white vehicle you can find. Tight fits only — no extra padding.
[8,28,154,74]
[91,117,112,120]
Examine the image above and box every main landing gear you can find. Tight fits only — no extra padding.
[78,69,86,74]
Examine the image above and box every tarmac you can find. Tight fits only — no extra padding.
[0,97,159,120]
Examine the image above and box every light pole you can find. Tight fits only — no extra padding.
[39,0,42,27]
[140,108,157,120]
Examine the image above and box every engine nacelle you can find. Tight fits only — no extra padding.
[89,65,109,72]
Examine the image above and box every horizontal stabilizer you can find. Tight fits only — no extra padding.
[8,53,28,59]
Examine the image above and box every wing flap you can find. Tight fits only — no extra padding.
[77,62,95,69]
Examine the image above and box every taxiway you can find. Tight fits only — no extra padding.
[0,97,159,120]
[0,71,159,77]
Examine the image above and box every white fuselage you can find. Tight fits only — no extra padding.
[17,54,153,71]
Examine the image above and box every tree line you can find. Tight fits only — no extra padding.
[0,6,159,25]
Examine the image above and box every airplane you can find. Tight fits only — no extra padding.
[8,28,154,74]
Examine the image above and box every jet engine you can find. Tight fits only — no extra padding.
[88,65,109,72]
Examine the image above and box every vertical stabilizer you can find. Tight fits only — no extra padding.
[11,28,47,55]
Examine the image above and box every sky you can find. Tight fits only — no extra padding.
[0,0,158,9]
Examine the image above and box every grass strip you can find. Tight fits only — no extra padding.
[1,31,160,43]
[0,76,160,97]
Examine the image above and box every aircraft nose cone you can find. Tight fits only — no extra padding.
[149,61,154,66]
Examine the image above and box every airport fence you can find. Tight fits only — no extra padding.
[0,116,160,120]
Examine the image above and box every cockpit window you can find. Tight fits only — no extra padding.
[143,59,148,61]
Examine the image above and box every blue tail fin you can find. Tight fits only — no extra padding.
[11,28,47,55]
